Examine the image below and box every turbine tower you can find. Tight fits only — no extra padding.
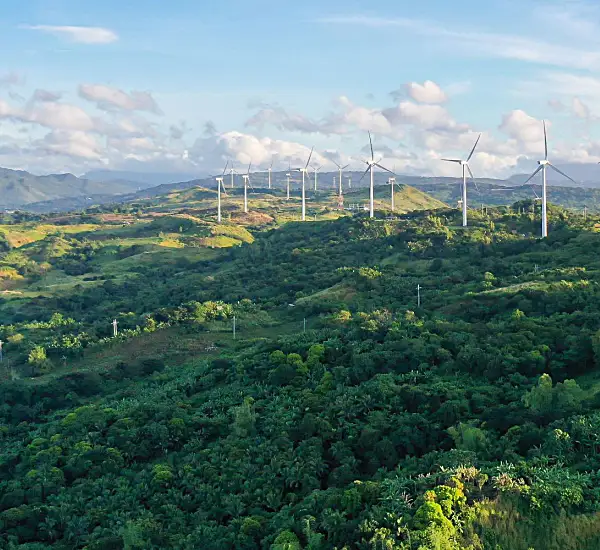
[389,175,396,211]
[241,161,252,214]
[441,134,481,227]
[285,162,291,200]
[523,121,577,238]
[294,147,314,221]
[312,164,321,192]
[359,132,394,218]
[228,161,238,189]
[268,159,273,189]
[215,161,229,223]
[333,160,349,196]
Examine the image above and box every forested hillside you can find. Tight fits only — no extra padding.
[1,192,600,549]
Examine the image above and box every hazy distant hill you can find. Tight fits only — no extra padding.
[0,168,149,208]
[83,169,203,187]
[15,168,600,214]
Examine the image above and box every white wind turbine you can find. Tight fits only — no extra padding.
[333,160,350,196]
[441,134,481,227]
[359,132,394,218]
[294,147,314,221]
[268,159,273,189]
[312,164,321,192]
[285,161,291,200]
[228,161,238,189]
[523,121,577,238]
[215,161,229,223]
[241,161,252,214]
[388,175,397,211]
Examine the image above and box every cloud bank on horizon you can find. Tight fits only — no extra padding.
[3,0,600,179]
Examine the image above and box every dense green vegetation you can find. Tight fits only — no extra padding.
[2,188,600,548]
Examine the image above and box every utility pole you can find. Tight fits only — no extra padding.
[417,284,421,308]
[0,340,3,362]
[233,316,236,340]
[112,319,118,337]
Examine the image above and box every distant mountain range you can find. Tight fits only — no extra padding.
[4,162,600,214]
[83,169,204,188]
[0,168,157,209]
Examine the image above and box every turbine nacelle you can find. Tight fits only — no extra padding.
[538,160,550,166]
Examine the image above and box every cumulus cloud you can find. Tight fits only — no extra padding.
[78,84,162,114]
[405,80,447,104]
[499,110,547,146]
[246,104,325,134]
[22,25,118,44]
[35,130,105,160]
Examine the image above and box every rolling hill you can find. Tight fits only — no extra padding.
[0,168,150,208]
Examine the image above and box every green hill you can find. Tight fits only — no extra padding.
[0,168,151,208]
[3,198,600,548]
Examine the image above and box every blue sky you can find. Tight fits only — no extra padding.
[0,0,600,177]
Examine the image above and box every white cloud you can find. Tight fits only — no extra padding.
[499,110,547,150]
[572,97,591,119]
[78,84,162,114]
[23,101,96,132]
[317,15,600,71]
[22,25,118,44]
[405,81,447,104]
[35,130,105,160]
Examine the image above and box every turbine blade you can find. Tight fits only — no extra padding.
[222,160,229,177]
[359,166,371,183]
[441,159,462,163]
[548,163,577,184]
[342,164,349,169]
[247,161,251,175]
[332,160,341,168]
[466,164,479,192]
[467,133,481,162]
[305,146,314,169]
[523,165,543,185]
[368,131,374,160]
[543,120,548,160]
[375,162,394,175]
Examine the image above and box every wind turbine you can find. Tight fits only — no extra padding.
[241,161,252,214]
[228,161,238,189]
[294,147,314,221]
[359,132,394,218]
[215,161,229,223]
[333,160,349,196]
[523,121,577,238]
[285,162,291,200]
[268,159,273,189]
[441,133,481,227]
[388,175,397,211]
[312,164,321,192]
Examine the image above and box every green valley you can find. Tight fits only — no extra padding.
[1,186,600,549]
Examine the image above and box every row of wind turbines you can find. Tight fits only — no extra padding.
[214,122,577,238]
